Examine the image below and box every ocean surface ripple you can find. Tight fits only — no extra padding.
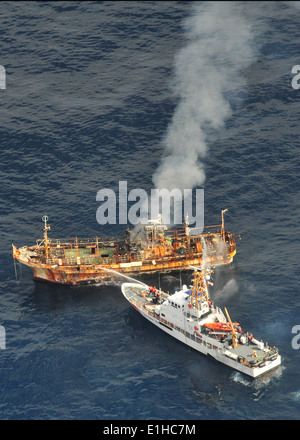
[0,1,300,420]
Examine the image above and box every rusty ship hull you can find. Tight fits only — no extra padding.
[12,212,237,286]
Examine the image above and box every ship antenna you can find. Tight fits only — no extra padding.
[224,307,238,348]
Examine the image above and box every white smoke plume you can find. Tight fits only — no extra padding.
[152,1,257,192]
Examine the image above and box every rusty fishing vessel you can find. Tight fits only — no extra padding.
[12,210,237,286]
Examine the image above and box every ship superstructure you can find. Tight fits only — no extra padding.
[121,269,281,378]
[12,211,237,286]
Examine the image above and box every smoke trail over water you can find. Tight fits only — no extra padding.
[153,2,257,192]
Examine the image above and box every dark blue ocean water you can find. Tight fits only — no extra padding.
[0,1,300,420]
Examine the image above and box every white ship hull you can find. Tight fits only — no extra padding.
[122,282,281,379]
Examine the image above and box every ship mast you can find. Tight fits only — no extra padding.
[42,215,50,259]
[224,307,238,348]
[190,270,210,309]
[221,209,228,241]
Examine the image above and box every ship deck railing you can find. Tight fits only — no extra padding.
[36,236,123,248]
[164,226,222,239]
[44,249,225,267]
[33,224,232,250]
[46,256,114,266]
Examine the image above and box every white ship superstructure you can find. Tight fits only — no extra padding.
[121,270,281,378]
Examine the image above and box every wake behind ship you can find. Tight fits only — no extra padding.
[12,210,237,286]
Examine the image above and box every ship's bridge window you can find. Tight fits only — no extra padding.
[171,302,180,308]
